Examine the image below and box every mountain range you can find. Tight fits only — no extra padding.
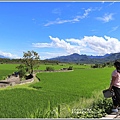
[1,52,120,64]
[48,52,120,64]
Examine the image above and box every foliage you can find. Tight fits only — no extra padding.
[68,66,73,70]
[2,75,7,80]
[22,50,40,75]
[19,98,112,118]
[92,98,112,114]
[16,64,26,80]
[15,51,40,79]
[91,63,113,68]
[71,98,112,118]
[0,58,22,64]
[46,66,54,71]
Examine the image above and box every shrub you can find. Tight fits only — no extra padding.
[92,98,112,114]
[16,64,26,80]
[46,67,54,71]
[2,76,7,80]
[68,66,73,70]
[71,98,112,118]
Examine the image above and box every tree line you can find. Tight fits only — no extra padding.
[91,62,116,68]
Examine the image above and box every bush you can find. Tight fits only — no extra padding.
[71,98,112,118]
[2,76,7,80]
[68,66,73,70]
[16,64,26,80]
[46,67,54,71]
[92,98,112,114]
[19,69,26,80]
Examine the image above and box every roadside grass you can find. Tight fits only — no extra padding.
[57,90,105,118]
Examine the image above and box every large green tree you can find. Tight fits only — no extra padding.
[17,50,40,80]
[22,50,40,75]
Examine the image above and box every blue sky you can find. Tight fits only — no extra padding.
[0,1,120,60]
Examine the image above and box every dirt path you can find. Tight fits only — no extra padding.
[0,75,34,88]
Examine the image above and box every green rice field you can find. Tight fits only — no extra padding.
[0,63,114,118]
[32,68,112,98]
[0,64,18,80]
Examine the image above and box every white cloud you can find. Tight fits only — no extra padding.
[49,36,80,54]
[108,2,115,6]
[32,35,120,59]
[32,43,53,48]
[0,51,20,59]
[109,25,119,33]
[66,36,120,55]
[96,13,114,23]
[52,8,61,15]
[32,36,80,55]
[44,8,92,26]
[44,18,74,26]
[82,8,92,18]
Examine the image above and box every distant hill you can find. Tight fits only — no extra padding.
[48,53,120,64]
